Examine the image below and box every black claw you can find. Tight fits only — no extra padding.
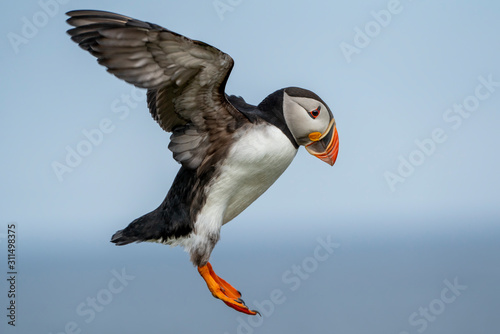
[253,310,261,317]
[236,298,246,306]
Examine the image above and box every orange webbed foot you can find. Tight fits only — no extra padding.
[198,262,260,316]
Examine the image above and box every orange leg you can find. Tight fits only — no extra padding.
[198,262,259,316]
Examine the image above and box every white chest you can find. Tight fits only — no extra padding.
[200,124,298,226]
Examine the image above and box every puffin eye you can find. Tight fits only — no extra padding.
[307,106,321,119]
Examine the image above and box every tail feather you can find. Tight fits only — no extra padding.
[110,208,193,246]
[110,230,133,246]
[110,167,198,246]
[111,211,164,245]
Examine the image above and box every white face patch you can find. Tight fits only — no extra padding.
[282,91,332,146]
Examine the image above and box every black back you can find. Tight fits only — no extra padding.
[228,90,299,149]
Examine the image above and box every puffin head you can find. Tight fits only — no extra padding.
[282,87,339,166]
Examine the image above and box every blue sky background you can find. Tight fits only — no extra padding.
[1,0,499,333]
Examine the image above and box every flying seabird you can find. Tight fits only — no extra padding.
[66,10,339,315]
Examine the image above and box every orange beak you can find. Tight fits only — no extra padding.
[305,122,339,166]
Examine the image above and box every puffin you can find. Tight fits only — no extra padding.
[66,10,339,316]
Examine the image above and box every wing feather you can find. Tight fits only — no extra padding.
[67,10,249,170]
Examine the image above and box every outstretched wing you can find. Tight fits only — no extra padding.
[66,10,248,170]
